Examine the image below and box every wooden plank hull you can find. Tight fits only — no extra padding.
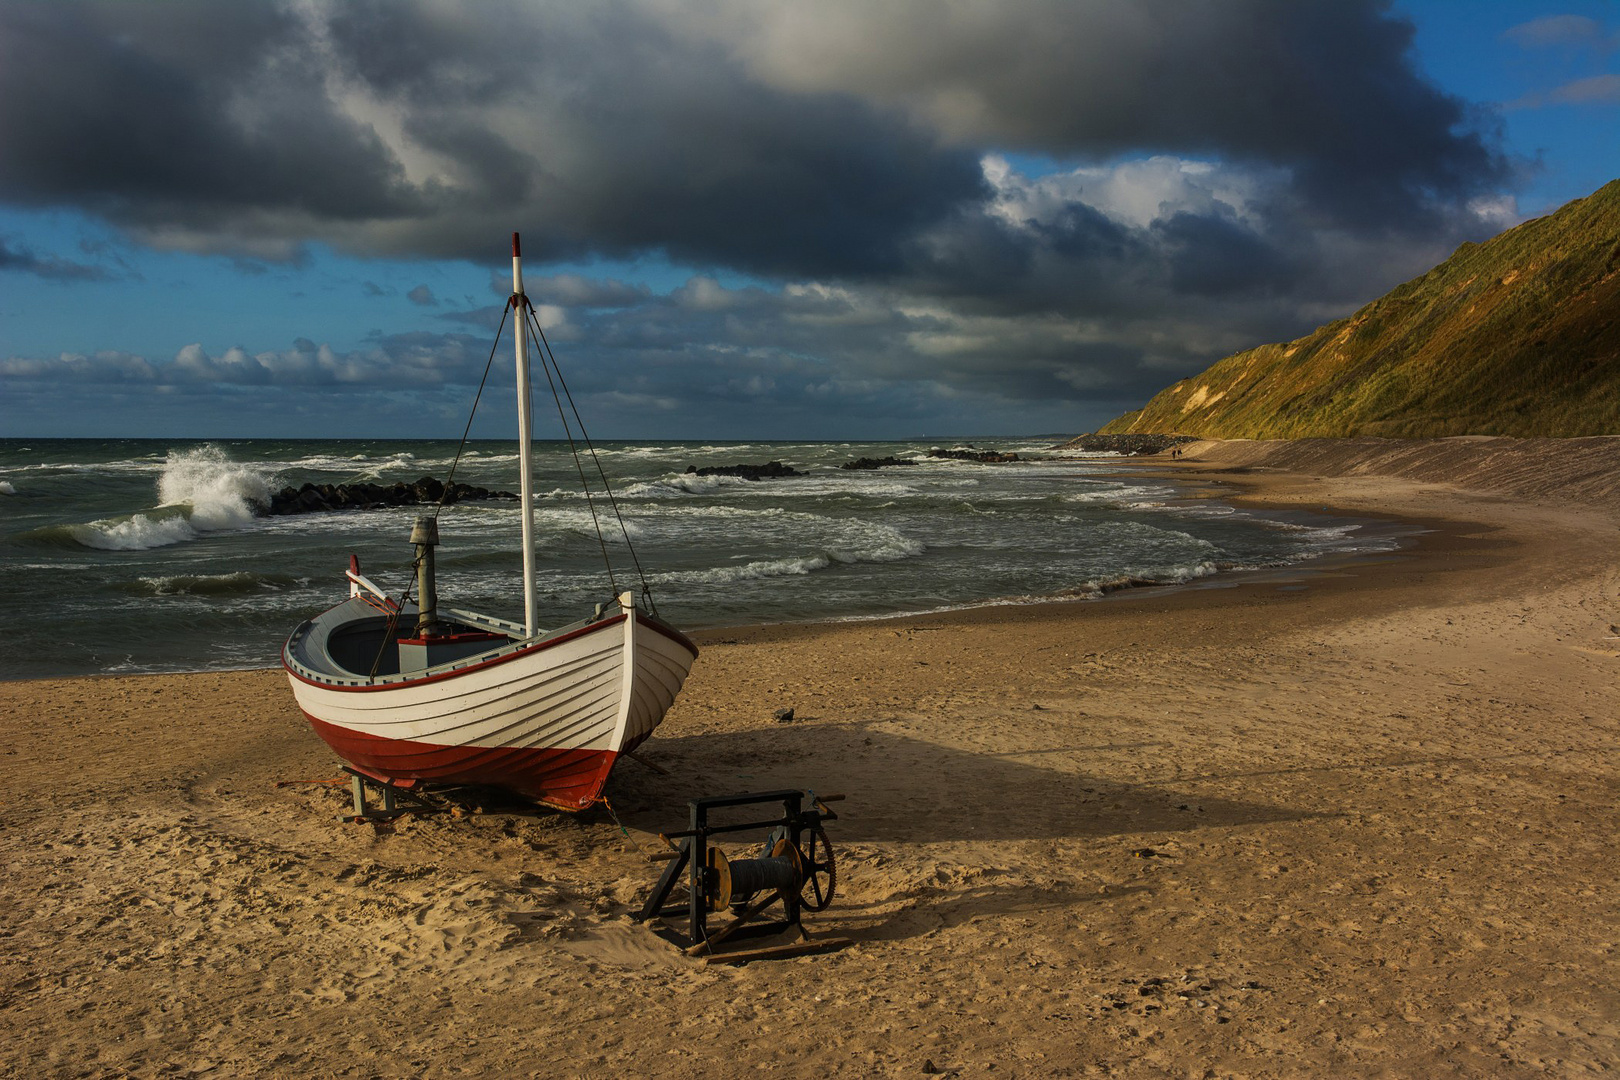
[301,717,623,809]
[284,601,698,810]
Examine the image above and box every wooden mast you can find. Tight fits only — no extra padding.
[512,232,537,637]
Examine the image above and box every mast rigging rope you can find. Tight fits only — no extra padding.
[521,302,620,598]
[524,303,659,615]
[422,289,655,618]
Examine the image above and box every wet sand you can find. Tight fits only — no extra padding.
[2,437,1617,1078]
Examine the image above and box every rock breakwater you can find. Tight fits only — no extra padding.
[1055,434,1197,456]
[265,476,518,516]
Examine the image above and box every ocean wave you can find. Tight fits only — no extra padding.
[663,554,835,584]
[156,445,274,528]
[657,523,924,585]
[121,571,300,597]
[536,507,645,543]
[4,458,166,476]
[1090,519,1218,549]
[1074,560,1222,596]
[67,511,203,551]
[1266,520,1363,541]
[282,451,420,473]
[621,473,753,497]
[1063,484,1167,505]
[52,446,275,551]
[643,504,794,520]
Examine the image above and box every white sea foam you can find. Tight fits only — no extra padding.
[69,446,274,551]
[667,554,834,583]
[1063,484,1158,505]
[135,571,281,596]
[622,473,751,497]
[646,504,794,520]
[157,446,273,529]
[284,451,426,474]
[70,512,201,551]
[536,507,646,543]
[658,523,924,585]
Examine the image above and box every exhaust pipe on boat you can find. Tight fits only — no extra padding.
[410,515,442,639]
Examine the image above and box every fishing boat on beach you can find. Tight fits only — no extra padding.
[282,236,698,811]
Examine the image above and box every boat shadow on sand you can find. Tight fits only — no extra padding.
[608,718,1315,847]
[273,718,1318,949]
[595,719,1319,946]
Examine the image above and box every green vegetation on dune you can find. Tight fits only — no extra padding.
[1102,179,1620,439]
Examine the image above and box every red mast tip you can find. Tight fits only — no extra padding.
[512,232,521,258]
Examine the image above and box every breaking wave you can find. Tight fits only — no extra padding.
[536,507,646,543]
[121,571,300,596]
[67,446,275,551]
[68,511,201,551]
[622,473,753,497]
[658,524,924,585]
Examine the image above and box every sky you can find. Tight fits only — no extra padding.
[1,0,1617,441]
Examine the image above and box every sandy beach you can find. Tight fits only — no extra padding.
[3,436,1618,1078]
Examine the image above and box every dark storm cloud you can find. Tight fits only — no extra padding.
[1151,212,1297,299]
[0,237,113,281]
[0,3,419,252]
[0,0,985,272]
[714,0,1513,232]
[0,0,1507,267]
[0,0,1527,430]
[526,275,651,309]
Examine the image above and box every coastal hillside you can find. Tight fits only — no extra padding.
[1101,180,1620,438]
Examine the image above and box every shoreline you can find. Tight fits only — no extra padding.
[4,437,1618,1077]
[690,457,1505,649]
[0,455,1435,685]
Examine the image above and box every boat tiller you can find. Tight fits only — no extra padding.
[637,789,850,964]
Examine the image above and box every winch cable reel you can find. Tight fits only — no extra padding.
[637,789,849,962]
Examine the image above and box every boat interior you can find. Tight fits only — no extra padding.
[285,596,616,686]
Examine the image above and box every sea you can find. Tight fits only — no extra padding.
[0,437,1407,680]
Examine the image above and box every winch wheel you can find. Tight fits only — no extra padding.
[799,824,836,911]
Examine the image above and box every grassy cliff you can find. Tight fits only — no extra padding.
[1102,180,1620,438]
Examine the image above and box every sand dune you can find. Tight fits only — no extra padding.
[2,439,1617,1077]
[1181,434,1620,504]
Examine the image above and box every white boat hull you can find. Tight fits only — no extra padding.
[283,594,698,810]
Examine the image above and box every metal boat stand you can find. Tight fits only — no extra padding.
[341,767,445,823]
[637,789,851,965]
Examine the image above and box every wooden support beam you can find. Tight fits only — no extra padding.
[683,890,781,956]
[700,937,854,966]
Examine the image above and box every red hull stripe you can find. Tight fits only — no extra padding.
[306,715,618,811]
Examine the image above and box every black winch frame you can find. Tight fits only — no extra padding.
[637,789,849,963]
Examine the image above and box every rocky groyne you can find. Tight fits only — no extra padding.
[1055,434,1197,456]
[265,476,518,516]
[927,447,1021,463]
[684,461,804,480]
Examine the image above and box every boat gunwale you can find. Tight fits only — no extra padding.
[283,606,697,695]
